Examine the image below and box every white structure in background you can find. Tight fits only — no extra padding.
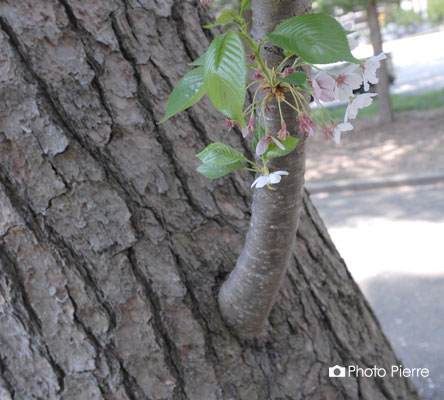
[401,0,428,17]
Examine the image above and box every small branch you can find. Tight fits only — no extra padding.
[218,0,309,338]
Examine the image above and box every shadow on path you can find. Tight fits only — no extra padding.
[362,273,444,400]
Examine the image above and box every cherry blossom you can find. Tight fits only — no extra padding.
[256,134,285,155]
[283,67,296,76]
[312,72,336,105]
[254,68,264,80]
[277,123,290,140]
[247,117,255,134]
[345,93,378,122]
[241,118,255,138]
[333,122,353,144]
[298,113,315,136]
[251,171,289,189]
[321,126,334,141]
[362,52,387,91]
[334,64,362,101]
[225,119,234,131]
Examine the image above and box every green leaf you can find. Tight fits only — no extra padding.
[159,66,205,123]
[197,142,247,166]
[278,71,309,91]
[196,161,244,179]
[264,136,299,162]
[204,9,238,29]
[252,124,266,152]
[204,31,247,127]
[241,0,251,12]
[189,53,206,66]
[267,13,360,64]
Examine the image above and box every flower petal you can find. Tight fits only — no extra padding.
[344,98,354,122]
[268,173,283,184]
[338,122,353,131]
[333,129,341,144]
[256,137,269,155]
[274,170,289,176]
[251,175,269,189]
[270,136,285,150]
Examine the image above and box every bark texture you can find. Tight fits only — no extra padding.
[218,0,309,338]
[0,1,418,399]
[367,0,394,124]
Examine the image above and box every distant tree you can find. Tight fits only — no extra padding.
[428,0,444,23]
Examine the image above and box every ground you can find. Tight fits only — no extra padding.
[306,107,444,399]
[306,107,444,183]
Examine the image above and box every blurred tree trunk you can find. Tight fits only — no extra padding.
[367,0,394,123]
[0,0,418,399]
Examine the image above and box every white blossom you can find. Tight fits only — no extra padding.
[362,52,387,91]
[345,93,378,122]
[333,122,353,144]
[251,171,289,189]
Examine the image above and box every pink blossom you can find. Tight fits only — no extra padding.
[225,119,234,131]
[322,126,334,141]
[251,171,289,189]
[254,68,263,80]
[200,0,213,4]
[298,113,315,136]
[277,123,290,140]
[344,93,378,122]
[256,134,285,156]
[312,72,336,105]
[334,64,363,101]
[247,117,254,135]
[241,127,248,138]
[362,52,386,91]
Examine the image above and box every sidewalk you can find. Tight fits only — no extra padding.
[305,108,444,188]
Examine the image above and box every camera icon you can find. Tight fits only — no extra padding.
[329,365,346,378]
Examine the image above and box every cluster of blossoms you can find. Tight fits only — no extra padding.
[162,8,388,191]
[225,52,386,189]
[310,52,385,143]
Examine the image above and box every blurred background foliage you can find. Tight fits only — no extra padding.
[211,0,443,33]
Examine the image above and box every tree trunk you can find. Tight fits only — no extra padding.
[0,1,418,399]
[367,0,394,124]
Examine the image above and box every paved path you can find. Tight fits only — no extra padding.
[353,29,444,94]
[310,183,444,399]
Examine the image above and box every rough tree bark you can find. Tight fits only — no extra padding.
[367,0,394,124]
[0,0,418,399]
